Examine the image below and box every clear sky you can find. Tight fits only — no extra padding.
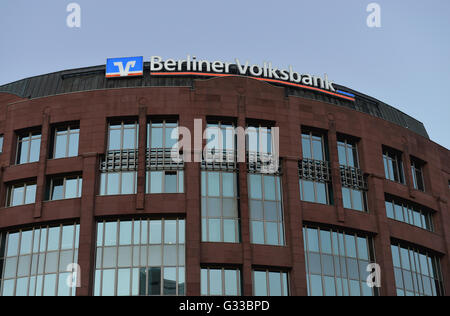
[0,0,449,149]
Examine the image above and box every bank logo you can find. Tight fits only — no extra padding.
[106,56,144,78]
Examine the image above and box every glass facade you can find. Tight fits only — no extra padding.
[94,218,185,296]
[253,270,289,296]
[46,175,82,201]
[201,267,241,296]
[303,225,376,296]
[385,197,434,231]
[16,131,41,164]
[383,147,405,184]
[6,182,37,207]
[201,171,240,243]
[391,243,444,296]
[52,124,79,159]
[0,223,80,296]
[248,174,284,246]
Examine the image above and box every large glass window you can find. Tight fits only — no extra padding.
[337,138,359,168]
[16,131,41,164]
[303,225,376,296]
[411,157,425,192]
[253,270,289,296]
[94,218,185,296]
[248,174,284,246]
[385,196,434,231]
[51,124,80,159]
[201,267,241,296]
[146,170,184,194]
[391,243,444,296]
[108,120,138,151]
[46,175,82,201]
[247,125,273,154]
[201,171,240,243]
[100,171,137,195]
[206,121,235,153]
[0,223,80,296]
[302,131,327,161]
[6,182,37,207]
[148,120,178,150]
[299,178,330,205]
[383,147,405,184]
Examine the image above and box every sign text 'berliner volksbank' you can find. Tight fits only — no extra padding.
[105,55,356,101]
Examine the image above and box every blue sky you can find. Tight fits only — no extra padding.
[0,0,449,149]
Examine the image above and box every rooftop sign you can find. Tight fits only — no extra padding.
[106,55,355,101]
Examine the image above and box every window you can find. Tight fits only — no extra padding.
[16,131,41,164]
[411,157,425,192]
[108,120,138,151]
[6,182,37,207]
[247,124,273,154]
[248,174,285,246]
[51,124,79,159]
[100,171,137,195]
[385,196,434,231]
[146,170,184,194]
[302,130,328,161]
[0,223,80,296]
[391,243,444,296]
[253,270,289,296]
[303,225,376,296]
[94,218,185,296]
[201,171,240,243]
[148,119,178,150]
[206,121,235,153]
[0,134,3,153]
[299,129,332,205]
[383,146,405,184]
[46,175,82,201]
[201,267,241,296]
[338,137,368,212]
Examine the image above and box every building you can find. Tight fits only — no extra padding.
[0,61,449,296]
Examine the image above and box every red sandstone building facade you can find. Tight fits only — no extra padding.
[0,64,449,296]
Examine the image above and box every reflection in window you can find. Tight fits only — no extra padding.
[108,120,138,151]
[51,124,79,159]
[248,174,284,246]
[303,225,376,296]
[6,182,37,207]
[201,171,240,243]
[146,170,184,194]
[385,196,434,231]
[383,146,405,184]
[47,175,82,201]
[253,270,289,296]
[0,223,80,296]
[411,157,425,192]
[201,267,241,296]
[0,134,3,153]
[391,243,444,296]
[94,218,185,296]
[299,179,330,205]
[100,171,137,195]
[16,131,41,164]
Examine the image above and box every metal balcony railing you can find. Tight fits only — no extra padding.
[100,149,138,172]
[146,148,184,171]
[202,149,238,171]
[247,151,281,175]
[340,165,368,191]
[298,159,331,182]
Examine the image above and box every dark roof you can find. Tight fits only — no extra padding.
[0,63,429,139]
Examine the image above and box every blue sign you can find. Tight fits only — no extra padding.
[106,56,143,78]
